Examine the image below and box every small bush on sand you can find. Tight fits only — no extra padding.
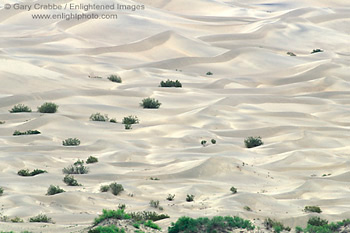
[9,104,32,113]
[109,183,124,196]
[244,136,263,148]
[0,121,5,124]
[0,187,3,195]
[211,139,216,144]
[107,74,122,83]
[244,206,252,211]
[201,140,207,146]
[88,225,125,233]
[13,130,40,136]
[62,138,80,146]
[37,102,58,113]
[86,156,98,164]
[149,200,160,208]
[287,52,296,56]
[94,209,131,225]
[230,186,237,194]
[100,185,110,192]
[167,194,175,201]
[304,206,322,213]
[63,175,81,186]
[90,113,109,122]
[160,79,182,88]
[311,49,323,54]
[206,71,213,75]
[308,217,328,226]
[125,124,132,130]
[63,163,89,174]
[10,216,23,223]
[29,214,53,223]
[129,211,169,222]
[140,98,161,109]
[144,220,161,230]
[264,218,291,233]
[186,194,194,202]
[46,185,65,195]
[110,118,117,123]
[122,115,139,125]
[18,169,47,177]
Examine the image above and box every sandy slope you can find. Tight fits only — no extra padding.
[1,0,350,232]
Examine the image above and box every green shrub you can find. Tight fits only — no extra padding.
[107,74,122,83]
[13,130,40,136]
[0,187,3,195]
[29,214,53,223]
[144,220,161,230]
[230,186,237,194]
[167,194,175,201]
[46,185,65,195]
[11,216,23,223]
[74,159,84,166]
[304,206,322,213]
[118,204,126,210]
[264,218,290,232]
[150,177,159,180]
[287,52,296,56]
[62,163,89,174]
[201,140,207,146]
[122,115,139,125]
[149,200,160,208]
[110,118,117,123]
[206,71,213,75]
[211,139,216,144]
[90,113,109,122]
[62,138,80,146]
[308,217,328,226]
[37,102,58,113]
[63,175,81,186]
[18,169,47,176]
[244,206,252,211]
[160,79,182,88]
[9,104,32,113]
[86,156,98,164]
[186,194,194,202]
[88,225,125,233]
[100,185,110,192]
[94,209,131,225]
[129,211,169,222]
[140,98,161,109]
[133,223,140,229]
[311,49,323,54]
[244,136,263,148]
[295,226,303,233]
[109,183,124,196]
[125,124,132,130]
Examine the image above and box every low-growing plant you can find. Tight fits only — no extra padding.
[18,169,47,177]
[160,79,182,88]
[62,138,80,146]
[149,200,160,208]
[129,211,169,222]
[63,175,81,186]
[230,186,237,194]
[109,182,124,196]
[88,225,125,233]
[133,223,140,229]
[0,121,5,124]
[150,177,159,180]
[206,71,213,75]
[86,156,98,164]
[287,52,296,56]
[211,139,216,144]
[186,194,194,202]
[13,130,40,136]
[118,204,126,210]
[311,49,323,54]
[264,218,290,232]
[304,206,322,213]
[244,136,263,148]
[125,124,132,130]
[74,159,84,166]
[308,216,328,226]
[122,115,139,125]
[37,102,58,113]
[110,118,117,123]
[107,74,122,83]
[62,163,89,174]
[144,220,161,230]
[167,194,175,201]
[100,185,110,192]
[94,209,131,225]
[201,140,207,146]
[244,206,252,211]
[29,214,53,223]
[140,97,161,109]
[11,216,23,223]
[9,104,32,113]
[0,187,3,195]
[90,113,109,122]
[46,185,65,195]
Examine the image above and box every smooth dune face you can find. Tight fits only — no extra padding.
[1,0,350,232]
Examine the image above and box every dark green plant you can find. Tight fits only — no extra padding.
[211,139,216,144]
[10,216,23,223]
[186,194,194,202]
[129,211,169,222]
[90,113,109,122]
[94,209,131,225]
[0,121,5,124]
[74,159,84,166]
[0,187,3,195]
[206,71,213,75]
[308,217,328,226]
[244,136,263,148]
[230,186,237,194]
[140,98,161,109]
[18,169,47,176]
[9,104,32,113]
[13,130,41,136]
[62,138,80,146]
[125,124,132,130]
[144,220,161,230]
[109,183,124,196]
[311,49,323,54]
[287,52,296,56]
[160,79,182,88]
[122,115,139,125]
[201,140,207,146]
[100,185,110,192]
[110,118,117,123]
[167,194,175,201]
[88,225,125,233]
[244,206,252,211]
[46,185,65,195]
[107,74,122,83]
[133,223,140,229]
[29,214,53,223]
[118,204,126,210]
[63,175,81,186]
[150,177,159,180]
[37,102,58,113]
[62,163,89,174]
[264,218,290,232]
[86,156,98,164]
[304,206,322,213]
[149,200,160,208]
[295,226,303,233]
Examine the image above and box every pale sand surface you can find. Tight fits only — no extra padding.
[0,0,350,232]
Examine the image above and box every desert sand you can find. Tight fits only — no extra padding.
[1,0,350,232]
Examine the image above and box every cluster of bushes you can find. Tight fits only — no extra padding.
[140,97,161,109]
[63,160,89,174]
[17,169,47,177]
[160,79,182,88]
[46,185,65,196]
[201,139,216,146]
[295,217,350,233]
[13,130,40,136]
[9,103,58,113]
[62,138,81,146]
[244,136,263,148]
[264,218,291,233]
[100,182,124,196]
[304,206,322,213]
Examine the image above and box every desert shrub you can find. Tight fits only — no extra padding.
[144,220,161,230]
[13,130,41,136]
[140,98,161,109]
[122,115,139,125]
[244,136,263,148]
[206,71,213,75]
[304,206,322,213]
[62,138,80,146]
[94,209,131,225]
[295,226,303,233]
[37,102,58,113]
[244,206,252,211]
[186,194,194,202]
[107,74,122,83]
[264,218,290,232]
[149,200,160,208]
[0,187,3,195]
[62,163,89,174]
[18,169,47,177]
[160,79,182,88]
[211,139,216,144]
[86,156,98,164]
[118,204,126,210]
[9,104,32,113]
[90,113,109,122]
[168,216,255,233]
[125,124,132,130]
[109,183,124,196]
[88,225,125,233]
[230,186,237,194]
[150,177,159,180]
[10,216,23,223]
[311,49,323,54]
[100,185,110,192]
[74,159,84,166]
[308,217,328,226]
[29,214,53,223]
[287,52,296,56]
[110,118,117,123]
[63,175,81,186]
[0,121,5,124]
[201,140,207,146]
[129,211,169,222]
[167,194,175,201]
[46,185,65,195]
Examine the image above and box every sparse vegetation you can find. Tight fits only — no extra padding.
[62,163,89,174]
[100,185,110,192]
[94,209,131,225]
[125,124,132,130]
[129,211,169,222]
[160,79,182,88]
[201,140,207,146]
[206,71,213,75]
[311,49,323,54]
[9,104,32,113]
[86,156,98,164]
[140,98,161,109]
[244,206,252,211]
[88,225,126,233]
[295,218,350,233]
[144,220,161,230]
[46,185,65,195]
[107,74,122,83]
[244,136,263,148]
[0,121,5,124]
[110,118,117,123]
[230,186,237,194]
[122,115,139,125]
[167,194,175,201]
[63,175,81,186]
[18,169,47,177]
[90,113,109,122]
[0,187,3,195]
[264,218,291,233]
[62,138,81,146]
[150,177,159,180]
[304,206,322,213]
[37,102,58,113]
[287,52,296,56]
[10,216,23,223]
[186,194,194,202]
[109,183,124,196]
[149,200,160,208]
[211,139,216,144]
[29,214,53,223]
[13,130,41,136]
